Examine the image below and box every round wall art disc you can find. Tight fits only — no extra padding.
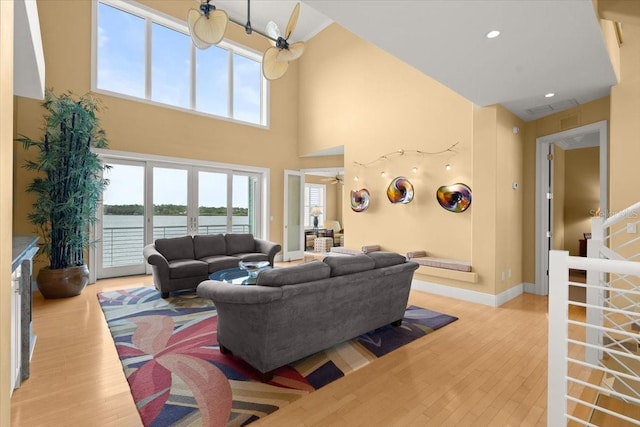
[350,189,370,212]
[387,176,414,204]
[436,183,472,213]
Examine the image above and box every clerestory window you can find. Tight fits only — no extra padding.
[93,0,267,127]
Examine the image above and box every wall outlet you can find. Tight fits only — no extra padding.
[501,271,506,281]
[508,268,512,279]
[627,223,637,234]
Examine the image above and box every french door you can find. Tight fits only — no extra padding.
[283,170,303,261]
[96,156,265,279]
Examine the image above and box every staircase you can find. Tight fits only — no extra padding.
[548,202,640,426]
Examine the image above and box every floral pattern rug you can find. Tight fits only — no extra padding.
[98,286,458,426]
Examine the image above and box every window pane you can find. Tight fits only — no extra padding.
[153,168,188,238]
[196,46,229,117]
[198,171,228,234]
[97,3,145,97]
[233,53,261,124]
[151,23,191,109]
[102,163,145,267]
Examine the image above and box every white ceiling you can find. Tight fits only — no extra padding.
[222,0,618,122]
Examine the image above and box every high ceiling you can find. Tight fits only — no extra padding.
[17,1,620,122]
[218,0,619,122]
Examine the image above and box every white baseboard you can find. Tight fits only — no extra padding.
[523,282,539,294]
[411,279,524,307]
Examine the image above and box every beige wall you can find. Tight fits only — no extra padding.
[610,22,640,215]
[299,24,527,297]
[522,97,610,284]
[553,146,566,252]
[300,24,474,270]
[13,1,342,275]
[564,147,600,255]
[495,106,525,294]
[1,1,13,423]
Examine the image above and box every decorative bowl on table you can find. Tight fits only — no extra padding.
[238,261,270,278]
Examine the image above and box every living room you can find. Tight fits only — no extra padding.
[3,0,640,425]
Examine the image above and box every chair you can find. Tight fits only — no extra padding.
[323,220,343,246]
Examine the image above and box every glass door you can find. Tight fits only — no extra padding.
[94,153,270,279]
[98,161,147,278]
[153,167,190,239]
[197,170,228,235]
[232,173,260,235]
[283,170,303,261]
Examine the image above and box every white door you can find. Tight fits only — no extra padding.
[283,170,304,261]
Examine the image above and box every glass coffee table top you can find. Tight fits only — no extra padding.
[209,266,272,285]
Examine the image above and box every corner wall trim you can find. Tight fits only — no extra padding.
[411,279,524,307]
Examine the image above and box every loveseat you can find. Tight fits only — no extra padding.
[143,234,281,298]
[196,252,419,381]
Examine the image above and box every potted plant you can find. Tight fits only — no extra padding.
[18,90,110,298]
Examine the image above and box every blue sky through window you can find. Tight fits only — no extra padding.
[196,46,229,116]
[97,3,145,97]
[96,0,265,126]
[233,53,261,124]
[152,23,191,109]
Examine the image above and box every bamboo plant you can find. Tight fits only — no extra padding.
[19,90,110,270]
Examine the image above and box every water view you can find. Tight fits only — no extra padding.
[102,215,251,268]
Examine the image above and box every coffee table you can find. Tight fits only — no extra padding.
[209,266,272,285]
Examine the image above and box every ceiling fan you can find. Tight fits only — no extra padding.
[321,174,344,185]
[187,0,305,80]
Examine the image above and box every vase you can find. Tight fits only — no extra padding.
[36,265,90,299]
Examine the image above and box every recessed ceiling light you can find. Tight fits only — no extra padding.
[545,92,555,98]
[486,30,501,39]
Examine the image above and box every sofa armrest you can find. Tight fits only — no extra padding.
[254,238,282,266]
[197,280,283,304]
[143,244,169,268]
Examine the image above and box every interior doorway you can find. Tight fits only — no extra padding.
[300,168,344,251]
[534,120,608,296]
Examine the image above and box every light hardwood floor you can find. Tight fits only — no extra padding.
[12,271,554,426]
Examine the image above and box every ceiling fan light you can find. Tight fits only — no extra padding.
[193,8,228,45]
[265,20,280,46]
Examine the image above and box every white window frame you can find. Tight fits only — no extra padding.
[91,0,269,128]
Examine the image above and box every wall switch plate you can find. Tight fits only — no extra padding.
[501,271,506,281]
[627,223,637,234]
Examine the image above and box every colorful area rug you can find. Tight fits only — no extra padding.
[98,287,458,426]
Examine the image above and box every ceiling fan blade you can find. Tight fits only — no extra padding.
[265,20,280,46]
[263,46,289,80]
[284,2,300,40]
[193,8,228,45]
[277,41,305,62]
[188,9,212,49]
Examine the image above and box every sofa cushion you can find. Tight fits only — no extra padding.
[155,236,194,261]
[200,255,239,273]
[366,251,407,269]
[193,234,226,259]
[225,234,256,255]
[256,261,330,287]
[323,254,375,277]
[168,259,208,279]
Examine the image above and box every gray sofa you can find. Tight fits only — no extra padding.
[143,234,281,298]
[196,252,419,381]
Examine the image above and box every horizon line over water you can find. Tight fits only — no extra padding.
[103,215,250,227]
